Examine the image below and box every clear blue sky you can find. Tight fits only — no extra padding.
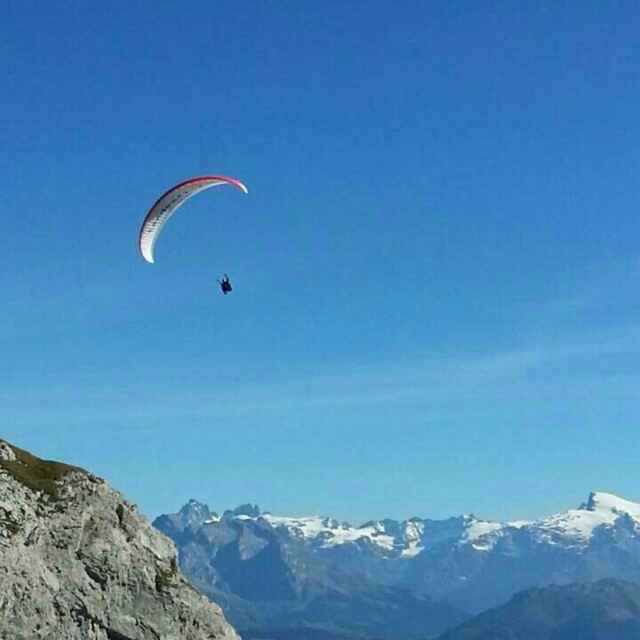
[3,1,640,523]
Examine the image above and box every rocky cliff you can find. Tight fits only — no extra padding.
[0,439,240,640]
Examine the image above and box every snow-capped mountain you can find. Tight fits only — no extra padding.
[153,491,640,637]
[438,491,640,553]
[184,491,639,559]
[404,491,640,612]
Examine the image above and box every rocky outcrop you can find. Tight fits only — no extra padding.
[0,439,240,640]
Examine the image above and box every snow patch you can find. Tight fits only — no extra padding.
[462,519,504,551]
[532,492,640,544]
[260,514,397,550]
[401,520,425,557]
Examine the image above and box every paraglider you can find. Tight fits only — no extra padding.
[218,274,232,295]
[138,175,248,265]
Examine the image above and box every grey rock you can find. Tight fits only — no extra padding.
[0,442,16,462]
[0,439,240,640]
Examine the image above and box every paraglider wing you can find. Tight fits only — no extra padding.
[138,175,248,264]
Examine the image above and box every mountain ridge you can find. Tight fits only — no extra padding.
[159,489,640,559]
[155,490,640,636]
[436,578,640,640]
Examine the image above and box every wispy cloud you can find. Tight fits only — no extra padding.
[6,256,640,423]
[10,320,640,424]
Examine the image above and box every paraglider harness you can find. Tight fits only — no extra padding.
[218,274,232,295]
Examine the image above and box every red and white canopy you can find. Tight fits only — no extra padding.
[138,175,248,264]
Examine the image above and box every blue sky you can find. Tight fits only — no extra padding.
[2,1,640,523]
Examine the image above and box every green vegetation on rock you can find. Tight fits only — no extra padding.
[116,503,125,526]
[0,439,86,499]
[155,564,177,593]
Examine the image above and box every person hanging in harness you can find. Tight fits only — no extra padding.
[218,274,232,295]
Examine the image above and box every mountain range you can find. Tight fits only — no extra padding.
[3,436,640,640]
[154,491,640,637]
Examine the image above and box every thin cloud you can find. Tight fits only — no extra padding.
[11,321,639,422]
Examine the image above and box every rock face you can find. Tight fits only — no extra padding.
[0,439,240,640]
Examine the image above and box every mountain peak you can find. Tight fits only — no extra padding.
[581,491,640,516]
[178,499,211,525]
[231,503,261,517]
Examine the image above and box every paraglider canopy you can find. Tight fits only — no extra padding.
[138,175,248,264]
